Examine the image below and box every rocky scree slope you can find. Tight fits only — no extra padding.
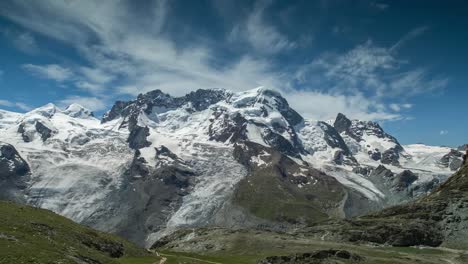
[0,87,463,247]
[298,162,468,249]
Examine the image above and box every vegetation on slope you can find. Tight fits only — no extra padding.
[0,201,155,264]
[152,227,468,264]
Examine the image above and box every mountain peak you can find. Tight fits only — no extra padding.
[63,103,95,119]
[333,113,352,133]
[27,103,60,118]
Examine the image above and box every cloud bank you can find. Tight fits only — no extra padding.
[0,0,447,120]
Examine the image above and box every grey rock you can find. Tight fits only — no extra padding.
[368,149,382,161]
[333,150,345,165]
[381,147,401,166]
[369,165,394,179]
[458,144,468,151]
[394,170,418,191]
[208,111,247,143]
[17,124,31,142]
[450,159,463,171]
[257,249,364,264]
[318,121,351,156]
[127,126,151,149]
[35,121,53,141]
[440,149,463,171]
[352,166,371,176]
[333,113,352,134]
[0,143,30,202]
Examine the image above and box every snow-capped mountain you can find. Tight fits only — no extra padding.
[0,87,463,246]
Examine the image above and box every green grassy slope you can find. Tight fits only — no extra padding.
[0,201,157,264]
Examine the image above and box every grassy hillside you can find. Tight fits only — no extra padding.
[0,201,157,264]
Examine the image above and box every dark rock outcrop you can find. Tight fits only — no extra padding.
[80,231,124,258]
[0,143,30,202]
[458,144,468,151]
[208,111,247,143]
[17,124,31,142]
[333,113,352,134]
[394,170,418,191]
[381,147,402,166]
[439,149,463,171]
[318,121,351,156]
[369,165,393,179]
[352,166,371,176]
[35,121,53,142]
[303,163,468,249]
[257,250,363,264]
[127,126,151,149]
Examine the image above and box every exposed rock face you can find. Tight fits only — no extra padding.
[0,87,459,247]
[439,149,463,171]
[367,165,422,204]
[318,122,351,156]
[260,89,303,127]
[450,159,463,171]
[302,163,468,249]
[394,170,418,191]
[0,143,30,202]
[333,113,352,134]
[352,166,371,176]
[369,165,393,179]
[35,121,54,141]
[127,126,151,149]
[332,113,405,167]
[63,103,95,119]
[458,144,468,151]
[232,141,347,224]
[17,124,31,142]
[83,146,195,245]
[208,111,247,143]
[102,89,229,130]
[381,147,402,166]
[232,141,375,224]
[101,101,132,123]
[80,235,124,258]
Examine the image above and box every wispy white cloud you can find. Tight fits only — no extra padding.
[15,102,32,111]
[1,28,39,54]
[389,69,448,96]
[0,99,12,107]
[58,96,106,111]
[389,104,401,112]
[22,64,74,82]
[229,0,295,54]
[0,0,437,121]
[371,2,389,11]
[0,99,32,111]
[284,91,400,121]
[296,39,447,98]
[390,26,429,52]
[12,32,38,54]
[389,103,412,112]
[440,130,449,136]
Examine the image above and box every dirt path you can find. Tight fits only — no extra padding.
[157,256,167,264]
[160,252,222,264]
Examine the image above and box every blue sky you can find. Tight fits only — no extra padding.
[0,0,466,147]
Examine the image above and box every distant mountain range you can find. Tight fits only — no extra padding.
[0,87,464,247]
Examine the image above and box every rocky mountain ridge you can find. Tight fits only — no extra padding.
[0,87,464,246]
